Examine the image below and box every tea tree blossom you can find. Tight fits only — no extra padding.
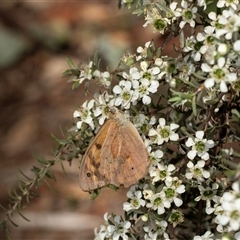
[77,61,94,84]
[150,163,175,184]
[183,36,204,62]
[193,230,214,240]
[73,99,95,129]
[143,220,169,240]
[168,209,184,227]
[201,58,237,93]
[113,80,137,108]
[64,1,240,239]
[185,160,210,182]
[93,92,114,125]
[149,149,164,166]
[149,118,179,145]
[195,183,220,214]
[136,41,152,60]
[179,0,197,29]
[163,177,185,207]
[186,130,214,160]
[94,214,131,240]
[215,182,240,231]
[145,190,170,215]
[123,186,146,211]
[93,70,111,87]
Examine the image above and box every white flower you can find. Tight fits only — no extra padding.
[145,190,170,215]
[233,40,240,52]
[196,26,215,55]
[179,1,197,29]
[185,160,210,182]
[131,62,160,105]
[217,0,238,10]
[123,186,146,211]
[183,36,205,61]
[170,2,182,19]
[186,130,214,160]
[202,59,237,93]
[193,230,214,240]
[235,231,240,239]
[215,8,240,40]
[215,182,240,231]
[73,99,95,130]
[136,41,153,60]
[143,7,170,34]
[163,177,185,207]
[150,163,175,185]
[149,118,179,145]
[94,70,111,87]
[196,183,219,202]
[78,61,94,84]
[168,209,184,227]
[94,224,110,240]
[149,149,164,166]
[93,93,114,125]
[95,213,131,240]
[108,215,131,240]
[94,213,114,240]
[113,80,138,109]
[123,67,141,81]
[137,79,159,104]
[143,220,169,240]
[195,183,220,214]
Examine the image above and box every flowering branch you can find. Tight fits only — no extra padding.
[64,1,240,239]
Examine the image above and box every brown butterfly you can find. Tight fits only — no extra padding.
[79,107,150,192]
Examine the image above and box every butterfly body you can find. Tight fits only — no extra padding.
[79,108,150,192]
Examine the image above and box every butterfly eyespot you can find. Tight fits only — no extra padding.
[95,143,102,149]
[86,172,92,178]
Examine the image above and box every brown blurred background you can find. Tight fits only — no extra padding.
[0,1,161,239]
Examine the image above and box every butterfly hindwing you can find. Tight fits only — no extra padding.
[79,119,116,191]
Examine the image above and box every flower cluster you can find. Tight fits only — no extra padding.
[215,180,240,237]
[94,213,131,240]
[64,0,240,239]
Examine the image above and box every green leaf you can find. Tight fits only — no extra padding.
[60,160,67,175]
[43,179,57,195]
[155,2,171,14]
[66,57,75,69]
[90,189,101,200]
[93,51,99,66]
[31,166,41,174]
[231,109,240,118]
[192,95,197,116]
[40,167,48,179]
[37,155,49,165]
[62,69,73,77]
[45,167,56,181]
[0,204,7,211]
[17,210,30,222]
[72,81,80,90]
[18,168,32,181]
[8,218,18,227]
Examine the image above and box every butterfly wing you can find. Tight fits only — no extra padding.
[79,111,150,192]
[98,121,150,188]
[79,119,118,192]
